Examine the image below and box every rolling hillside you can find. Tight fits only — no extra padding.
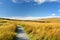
[0,18,60,23]
[0,18,60,40]
[36,18,60,23]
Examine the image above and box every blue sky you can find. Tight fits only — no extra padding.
[0,0,60,20]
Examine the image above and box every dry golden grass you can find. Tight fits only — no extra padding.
[18,21,60,40]
[1,18,60,40]
[0,21,17,40]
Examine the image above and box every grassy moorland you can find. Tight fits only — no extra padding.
[16,18,60,40]
[18,22,60,40]
[0,20,17,40]
[0,18,60,40]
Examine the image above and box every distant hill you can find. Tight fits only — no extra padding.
[0,18,60,23]
[36,18,60,23]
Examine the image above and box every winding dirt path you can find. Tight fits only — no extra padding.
[17,26,29,40]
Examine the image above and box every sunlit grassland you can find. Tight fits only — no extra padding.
[0,18,60,40]
[17,21,60,40]
[0,21,17,40]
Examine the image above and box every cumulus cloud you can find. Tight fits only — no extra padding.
[34,0,46,4]
[12,0,60,4]
[12,0,33,3]
[34,0,60,4]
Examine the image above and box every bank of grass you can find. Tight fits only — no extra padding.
[1,18,60,40]
[0,21,17,40]
[18,21,60,40]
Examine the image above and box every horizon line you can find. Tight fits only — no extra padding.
[0,16,60,20]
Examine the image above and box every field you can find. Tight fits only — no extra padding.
[16,18,60,40]
[0,20,17,40]
[0,18,60,40]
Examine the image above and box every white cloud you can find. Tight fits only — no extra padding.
[58,10,60,12]
[12,0,60,4]
[12,0,33,3]
[51,13,56,16]
[34,0,46,4]
[34,0,60,4]
[1,15,60,20]
[2,16,40,20]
